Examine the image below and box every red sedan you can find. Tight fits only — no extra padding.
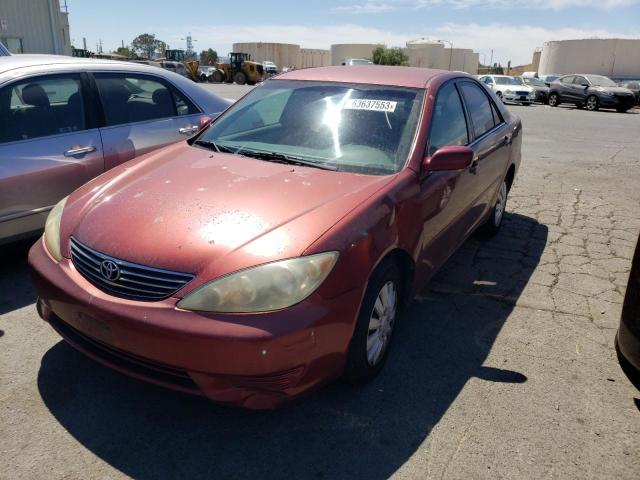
[29,66,522,409]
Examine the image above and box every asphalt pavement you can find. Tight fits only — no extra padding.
[1,96,639,479]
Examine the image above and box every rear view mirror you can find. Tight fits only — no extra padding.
[423,146,474,172]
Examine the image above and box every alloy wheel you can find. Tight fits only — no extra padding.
[366,281,397,366]
[586,96,598,111]
[494,181,507,227]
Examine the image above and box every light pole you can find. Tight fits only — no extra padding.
[438,39,453,70]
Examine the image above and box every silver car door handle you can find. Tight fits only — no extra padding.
[64,146,96,157]
[504,133,512,145]
[179,125,199,135]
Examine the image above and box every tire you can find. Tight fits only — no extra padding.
[576,104,584,109]
[496,91,504,102]
[234,71,247,85]
[343,260,402,383]
[478,178,508,238]
[247,80,256,86]
[210,70,224,83]
[521,102,531,106]
[548,92,559,107]
[199,73,207,81]
[616,107,630,113]
[585,95,599,111]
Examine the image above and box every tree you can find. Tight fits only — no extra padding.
[200,48,219,65]
[131,33,166,59]
[115,46,133,58]
[372,47,408,66]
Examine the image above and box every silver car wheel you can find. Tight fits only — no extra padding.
[494,181,507,226]
[586,95,598,111]
[366,281,397,366]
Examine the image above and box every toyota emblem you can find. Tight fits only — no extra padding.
[100,260,120,281]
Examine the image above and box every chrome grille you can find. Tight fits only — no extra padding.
[70,237,194,301]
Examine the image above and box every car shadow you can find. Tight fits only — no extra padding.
[37,212,547,479]
[0,237,39,315]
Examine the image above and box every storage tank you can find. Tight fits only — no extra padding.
[331,43,382,66]
[539,39,640,79]
[300,48,331,68]
[232,42,301,69]
[406,39,445,69]
[463,52,479,75]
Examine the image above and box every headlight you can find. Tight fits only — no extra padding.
[505,89,513,94]
[602,90,615,96]
[177,252,339,313]
[44,196,68,261]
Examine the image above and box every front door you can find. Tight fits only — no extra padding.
[92,72,203,170]
[0,73,104,241]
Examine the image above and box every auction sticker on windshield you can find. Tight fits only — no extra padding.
[343,99,397,112]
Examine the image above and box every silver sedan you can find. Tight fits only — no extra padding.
[0,55,230,244]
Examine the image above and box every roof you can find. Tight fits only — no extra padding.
[275,65,453,88]
[0,54,140,75]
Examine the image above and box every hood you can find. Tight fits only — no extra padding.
[62,142,392,281]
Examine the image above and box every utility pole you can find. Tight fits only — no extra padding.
[489,49,494,72]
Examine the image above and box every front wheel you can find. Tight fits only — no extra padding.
[586,95,599,111]
[478,179,508,237]
[521,102,531,106]
[234,71,247,85]
[616,107,630,113]
[548,93,559,107]
[496,91,504,103]
[343,260,402,382]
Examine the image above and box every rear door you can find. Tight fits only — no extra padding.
[0,73,104,241]
[92,72,203,170]
[558,75,575,101]
[457,80,510,237]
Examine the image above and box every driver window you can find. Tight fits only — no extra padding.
[428,82,469,156]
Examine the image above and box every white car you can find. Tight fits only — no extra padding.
[478,75,535,105]
[263,61,278,75]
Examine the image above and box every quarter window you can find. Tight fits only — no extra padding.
[459,82,496,139]
[0,74,85,144]
[428,82,469,156]
[94,73,199,127]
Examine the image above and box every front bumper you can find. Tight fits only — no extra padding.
[599,94,636,109]
[29,238,361,409]
[503,92,536,103]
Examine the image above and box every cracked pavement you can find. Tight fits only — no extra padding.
[1,95,639,479]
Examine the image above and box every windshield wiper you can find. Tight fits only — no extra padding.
[193,140,236,154]
[240,150,338,171]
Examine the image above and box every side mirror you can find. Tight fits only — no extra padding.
[423,146,474,173]
[198,115,213,130]
[580,83,589,87]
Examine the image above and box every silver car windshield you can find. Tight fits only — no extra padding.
[199,80,425,175]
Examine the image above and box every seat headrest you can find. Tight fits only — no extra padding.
[22,84,50,108]
[102,82,131,104]
[152,88,172,105]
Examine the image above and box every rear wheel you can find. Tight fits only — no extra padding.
[585,95,599,111]
[210,70,224,83]
[199,73,207,81]
[478,179,508,238]
[521,102,531,106]
[548,92,559,107]
[234,71,247,85]
[343,260,402,382]
[496,91,504,102]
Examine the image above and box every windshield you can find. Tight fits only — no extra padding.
[197,80,425,175]
[494,77,518,85]
[524,77,545,87]
[585,75,616,87]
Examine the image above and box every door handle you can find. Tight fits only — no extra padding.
[64,145,96,157]
[179,125,199,135]
[504,133,512,145]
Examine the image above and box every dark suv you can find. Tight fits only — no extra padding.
[548,74,635,113]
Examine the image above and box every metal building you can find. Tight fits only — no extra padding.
[330,44,382,66]
[232,42,301,70]
[300,48,330,68]
[538,39,640,80]
[0,0,71,55]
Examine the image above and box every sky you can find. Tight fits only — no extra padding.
[66,0,640,66]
